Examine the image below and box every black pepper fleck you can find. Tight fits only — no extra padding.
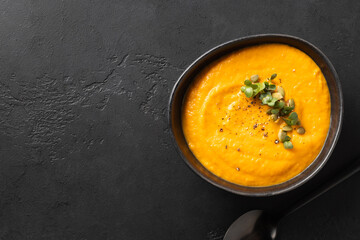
[263,132,268,137]
[236,167,240,171]
[220,128,223,132]
[275,140,279,144]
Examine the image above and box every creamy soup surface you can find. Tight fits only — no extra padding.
[182,44,331,187]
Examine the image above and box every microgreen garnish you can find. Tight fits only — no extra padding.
[240,73,305,149]
[244,79,252,86]
[244,86,253,98]
[271,109,279,114]
[283,141,293,149]
[274,100,285,109]
[283,112,300,126]
[268,84,276,91]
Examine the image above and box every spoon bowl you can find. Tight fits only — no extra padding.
[224,210,277,240]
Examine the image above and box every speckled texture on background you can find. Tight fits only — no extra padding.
[0,1,359,239]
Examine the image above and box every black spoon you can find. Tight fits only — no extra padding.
[224,158,360,240]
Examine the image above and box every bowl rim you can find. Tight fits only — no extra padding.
[168,33,343,196]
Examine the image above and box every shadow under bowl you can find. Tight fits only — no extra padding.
[168,34,343,196]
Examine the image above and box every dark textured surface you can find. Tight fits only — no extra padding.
[0,1,359,239]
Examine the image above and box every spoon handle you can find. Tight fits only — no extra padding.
[281,158,360,218]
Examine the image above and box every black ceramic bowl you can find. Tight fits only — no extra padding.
[169,34,343,196]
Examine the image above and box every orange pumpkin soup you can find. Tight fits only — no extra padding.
[182,44,330,187]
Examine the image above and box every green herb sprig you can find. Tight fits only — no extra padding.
[240,74,305,149]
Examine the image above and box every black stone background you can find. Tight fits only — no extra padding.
[0,1,359,239]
